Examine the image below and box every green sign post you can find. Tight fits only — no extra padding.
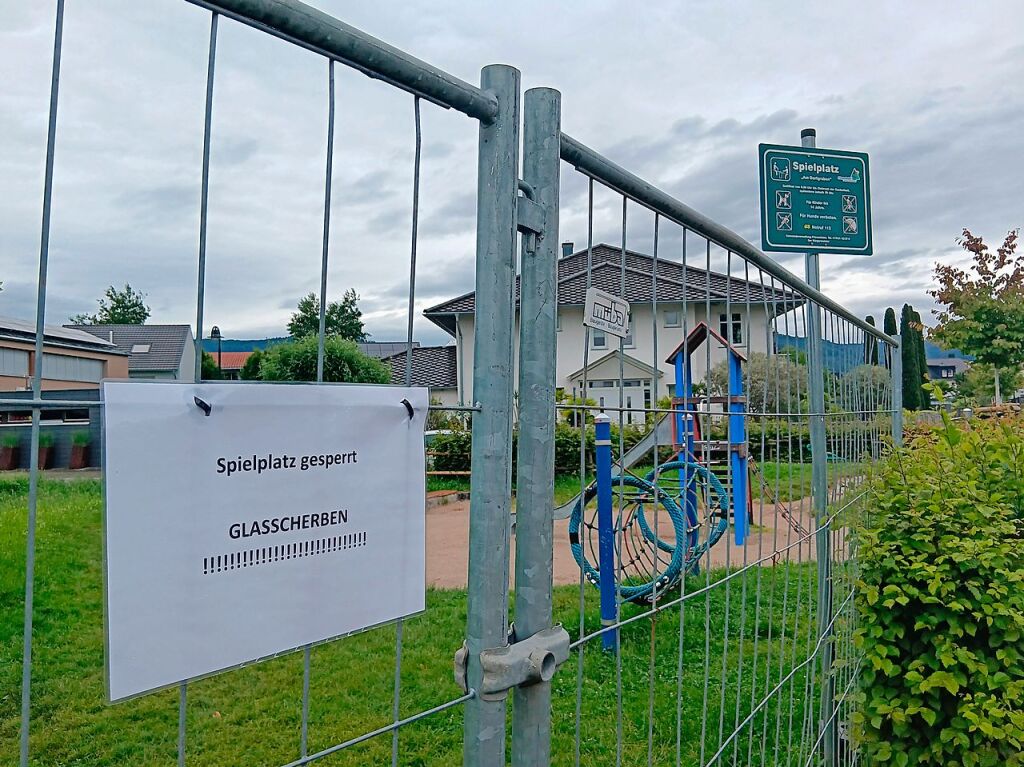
[758,143,872,255]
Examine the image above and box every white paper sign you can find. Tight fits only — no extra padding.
[102,381,427,701]
[583,286,630,338]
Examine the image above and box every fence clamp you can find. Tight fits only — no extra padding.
[454,625,570,701]
[516,179,546,255]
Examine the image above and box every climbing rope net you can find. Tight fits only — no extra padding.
[568,458,730,605]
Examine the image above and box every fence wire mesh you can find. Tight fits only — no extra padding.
[551,164,895,766]
[5,2,899,766]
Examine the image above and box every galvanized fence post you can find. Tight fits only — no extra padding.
[464,63,520,767]
[803,121,836,767]
[891,337,903,447]
[19,4,65,766]
[512,86,561,767]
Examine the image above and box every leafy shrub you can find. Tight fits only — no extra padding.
[1,432,20,448]
[71,431,91,446]
[430,429,472,473]
[432,423,596,478]
[259,335,389,384]
[853,414,1024,766]
[37,433,54,448]
[239,349,263,380]
[554,421,595,475]
[200,351,223,380]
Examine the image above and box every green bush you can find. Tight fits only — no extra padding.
[1,432,20,448]
[258,335,389,384]
[554,421,595,475]
[854,414,1024,766]
[431,423,596,478]
[430,429,472,473]
[239,348,263,380]
[200,351,223,380]
[38,432,55,448]
[71,431,91,446]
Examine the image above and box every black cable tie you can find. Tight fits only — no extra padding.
[401,398,414,419]
[194,396,212,417]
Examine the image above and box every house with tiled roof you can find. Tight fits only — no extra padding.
[423,243,797,423]
[384,346,458,407]
[0,316,129,391]
[67,324,195,380]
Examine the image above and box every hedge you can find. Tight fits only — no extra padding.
[430,422,614,478]
[853,414,1024,766]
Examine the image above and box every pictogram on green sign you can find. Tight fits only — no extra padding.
[758,143,872,255]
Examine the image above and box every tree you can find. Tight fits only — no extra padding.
[955,363,1022,406]
[238,349,263,380]
[200,351,223,380]
[863,315,879,365]
[900,304,921,411]
[70,283,150,325]
[258,335,388,384]
[708,351,807,415]
[287,289,366,341]
[931,228,1024,404]
[838,364,891,414]
[883,307,898,367]
[555,389,597,427]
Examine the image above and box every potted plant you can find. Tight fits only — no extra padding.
[0,433,20,471]
[70,431,91,470]
[37,432,55,470]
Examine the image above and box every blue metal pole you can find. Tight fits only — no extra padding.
[594,413,616,651]
[678,353,699,555]
[728,352,748,546]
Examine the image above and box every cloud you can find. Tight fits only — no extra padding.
[2,0,1022,346]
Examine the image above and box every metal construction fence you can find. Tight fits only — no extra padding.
[8,1,901,765]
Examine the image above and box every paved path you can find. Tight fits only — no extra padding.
[427,494,823,589]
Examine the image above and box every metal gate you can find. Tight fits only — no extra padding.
[7,2,900,765]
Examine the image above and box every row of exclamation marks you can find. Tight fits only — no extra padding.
[203,532,367,575]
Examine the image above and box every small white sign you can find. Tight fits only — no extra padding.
[103,381,427,701]
[583,287,630,339]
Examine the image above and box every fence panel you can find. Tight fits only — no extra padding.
[9,2,517,766]
[535,132,898,766]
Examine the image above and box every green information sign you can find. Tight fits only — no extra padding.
[759,143,872,255]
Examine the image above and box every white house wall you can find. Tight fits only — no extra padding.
[454,302,772,405]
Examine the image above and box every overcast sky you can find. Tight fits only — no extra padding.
[2,1,1022,346]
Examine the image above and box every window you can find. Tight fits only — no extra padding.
[719,313,743,345]
[592,328,607,349]
[663,309,681,328]
[41,353,103,383]
[130,344,150,354]
[624,313,634,348]
[556,312,562,332]
[0,348,30,377]
[943,368,954,378]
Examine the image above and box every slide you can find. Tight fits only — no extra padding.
[553,414,676,520]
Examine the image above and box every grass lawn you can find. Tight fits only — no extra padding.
[2,478,828,766]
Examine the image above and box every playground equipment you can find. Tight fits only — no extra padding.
[568,322,769,618]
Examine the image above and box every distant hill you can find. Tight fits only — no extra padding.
[200,338,415,359]
[775,334,869,374]
[924,340,973,361]
[201,337,288,353]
